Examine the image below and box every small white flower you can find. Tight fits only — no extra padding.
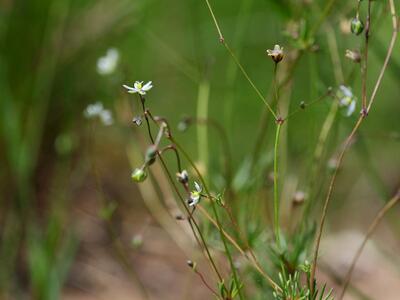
[84,102,113,126]
[123,81,153,95]
[97,48,119,75]
[188,181,202,207]
[337,85,357,116]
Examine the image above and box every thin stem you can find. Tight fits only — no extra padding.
[273,123,282,245]
[250,52,303,172]
[204,0,224,42]
[367,0,398,112]
[194,268,222,299]
[158,145,182,172]
[138,100,224,283]
[339,189,400,299]
[310,0,398,292]
[202,0,277,119]
[172,138,246,300]
[224,43,277,119]
[184,117,233,196]
[273,62,280,115]
[283,90,330,121]
[309,115,363,293]
[198,204,281,291]
[361,0,372,113]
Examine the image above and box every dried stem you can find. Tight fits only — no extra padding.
[361,0,372,113]
[310,115,363,293]
[367,0,398,112]
[310,0,398,292]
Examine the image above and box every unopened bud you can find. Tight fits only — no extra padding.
[186,260,197,271]
[176,170,189,184]
[300,101,306,109]
[131,168,147,182]
[350,17,364,35]
[266,45,284,63]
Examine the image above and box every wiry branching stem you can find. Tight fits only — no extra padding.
[139,95,225,283]
[172,138,245,300]
[310,0,398,292]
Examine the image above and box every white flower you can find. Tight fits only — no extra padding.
[84,102,113,126]
[123,81,153,95]
[337,85,357,116]
[97,48,119,75]
[188,181,202,207]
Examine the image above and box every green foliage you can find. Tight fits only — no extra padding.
[0,0,399,298]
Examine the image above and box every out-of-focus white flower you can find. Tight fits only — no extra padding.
[97,48,119,75]
[337,85,357,116]
[99,109,113,126]
[84,102,104,117]
[188,181,202,207]
[84,102,113,126]
[123,81,153,96]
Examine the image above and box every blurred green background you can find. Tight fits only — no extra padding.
[0,0,399,299]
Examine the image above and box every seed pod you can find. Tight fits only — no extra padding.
[131,168,147,182]
[350,17,364,35]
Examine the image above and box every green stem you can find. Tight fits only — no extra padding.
[138,99,224,283]
[273,123,282,245]
[172,138,245,300]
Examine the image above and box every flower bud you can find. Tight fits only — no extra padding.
[299,101,306,109]
[266,45,284,63]
[186,260,197,271]
[145,145,157,166]
[176,170,189,184]
[350,17,364,35]
[132,116,142,126]
[131,168,147,182]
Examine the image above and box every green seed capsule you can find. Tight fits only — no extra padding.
[350,17,364,35]
[131,168,147,182]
